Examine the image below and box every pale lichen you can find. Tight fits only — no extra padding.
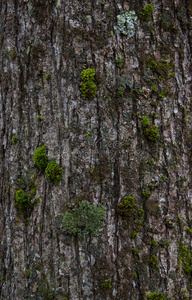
[114,11,138,39]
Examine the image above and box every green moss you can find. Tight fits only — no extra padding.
[142,116,150,128]
[62,200,105,237]
[33,146,48,170]
[45,161,63,185]
[116,57,124,68]
[38,284,55,300]
[186,227,192,234]
[136,220,143,231]
[148,255,159,269]
[12,50,16,59]
[15,190,34,221]
[86,132,90,138]
[80,68,97,99]
[151,85,158,92]
[150,239,158,246]
[132,248,139,255]
[101,279,112,289]
[147,292,166,300]
[142,188,151,199]
[131,230,138,239]
[178,244,192,277]
[140,4,154,22]
[26,269,31,278]
[144,125,159,142]
[45,73,51,80]
[11,135,18,144]
[37,115,43,121]
[150,101,158,107]
[117,86,124,97]
[160,239,170,248]
[147,57,172,79]
[137,207,144,219]
[116,196,136,219]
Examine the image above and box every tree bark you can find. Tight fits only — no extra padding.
[1,0,192,299]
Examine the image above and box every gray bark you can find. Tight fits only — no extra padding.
[1,0,192,299]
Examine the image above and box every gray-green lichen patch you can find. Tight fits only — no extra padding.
[114,11,138,39]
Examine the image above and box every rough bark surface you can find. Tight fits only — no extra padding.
[1,0,192,299]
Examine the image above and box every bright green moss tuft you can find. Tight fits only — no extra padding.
[101,279,112,289]
[45,73,51,80]
[142,116,150,128]
[33,146,48,170]
[45,161,63,184]
[37,115,43,121]
[80,68,97,99]
[11,135,18,144]
[81,68,95,81]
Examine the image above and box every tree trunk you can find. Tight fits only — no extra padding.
[1,0,192,299]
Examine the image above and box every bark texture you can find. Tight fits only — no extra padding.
[1,0,192,299]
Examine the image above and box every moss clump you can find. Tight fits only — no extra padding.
[62,200,105,237]
[33,146,48,170]
[80,68,97,99]
[116,57,124,68]
[144,125,159,142]
[141,117,159,142]
[15,190,33,220]
[37,115,43,121]
[142,116,150,128]
[26,269,31,278]
[45,161,63,185]
[132,248,139,255]
[131,230,138,239]
[140,4,153,22]
[142,188,151,199]
[117,196,136,219]
[45,73,51,80]
[101,279,112,289]
[147,292,166,300]
[11,135,18,144]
